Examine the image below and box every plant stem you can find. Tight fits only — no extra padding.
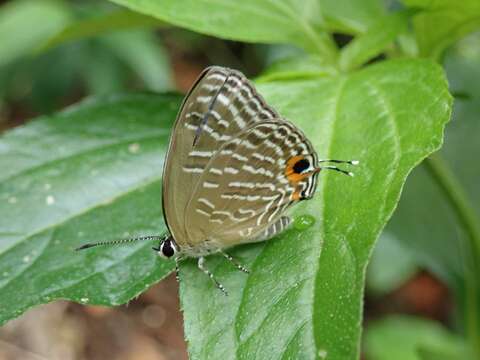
[424,154,480,357]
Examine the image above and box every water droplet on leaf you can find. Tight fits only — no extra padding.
[46,195,55,205]
[318,349,328,359]
[294,214,315,230]
[128,143,141,153]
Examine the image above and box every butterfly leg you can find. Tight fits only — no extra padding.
[220,251,249,274]
[175,258,180,282]
[197,257,228,296]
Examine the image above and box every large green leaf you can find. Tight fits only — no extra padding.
[179,59,451,359]
[108,0,339,62]
[40,9,162,52]
[0,60,451,359]
[403,0,480,60]
[0,94,181,325]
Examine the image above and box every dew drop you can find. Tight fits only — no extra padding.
[7,196,17,204]
[294,214,315,230]
[80,297,89,304]
[128,142,140,154]
[318,349,328,359]
[45,195,55,205]
[22,255,31,263]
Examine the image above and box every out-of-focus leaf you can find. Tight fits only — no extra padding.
[364,315,470,360]
[367,232,418,296]
[403,0,480,60]
[40,9,162,52]
[98,30,172,91]
[256,55,338,81]
[0,94,182,325]
[339,11,410,71]
[180,59,451,359]
[108,0,339,61]
[0,0,72,67]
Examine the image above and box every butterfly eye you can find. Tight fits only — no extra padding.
[293,158,310,174]
[159,239,177,258]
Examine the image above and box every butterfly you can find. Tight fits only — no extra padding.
[77,66,357,295]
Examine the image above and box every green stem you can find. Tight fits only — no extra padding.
[300,24,339,66]
[424,154,480,357]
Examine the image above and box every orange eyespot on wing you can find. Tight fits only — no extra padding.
[284,155,310,184]
[292,190,302,201]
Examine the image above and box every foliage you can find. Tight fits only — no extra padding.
[364,315,470,360]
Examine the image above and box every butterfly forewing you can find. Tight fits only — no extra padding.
[183,120,319,252]
[162,67,279,246]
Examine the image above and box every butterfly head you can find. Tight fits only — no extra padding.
[285,155,320,201]
[156,236,179,259]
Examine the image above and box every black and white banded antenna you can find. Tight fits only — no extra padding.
[75,235,166,251]
[318,159,360,177]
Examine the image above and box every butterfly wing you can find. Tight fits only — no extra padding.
[162,66,278,245]
[184,120,319,251]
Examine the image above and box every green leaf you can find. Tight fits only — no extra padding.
[108,0,338,62]
[0,0,72,67]
[0,94,181,325]
[97,30,173,91]
[40,9,162,52]
[320,0,385,34]
[180,59,451,359]
[364,315,470,360]
[403,0,480,60]
[256,55,338,82]
[339,11,410,71]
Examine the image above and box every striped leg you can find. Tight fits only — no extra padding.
[198,257,228,296]
[175,259,180,282]
[221,250,249,273]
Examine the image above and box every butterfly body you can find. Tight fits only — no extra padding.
[161,67,320,260]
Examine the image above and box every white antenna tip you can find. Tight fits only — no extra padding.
[351,160,359,165]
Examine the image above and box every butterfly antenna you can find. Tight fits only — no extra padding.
[319,159,359,165]
[75,235,165,251]
[319,159,359,177]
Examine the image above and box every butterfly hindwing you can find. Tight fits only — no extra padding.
[183,120,319,251]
